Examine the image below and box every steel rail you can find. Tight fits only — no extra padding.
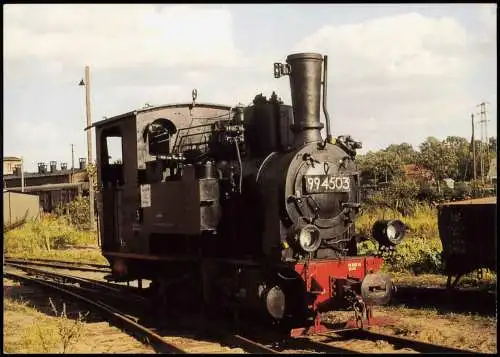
[4,257,110,273]
[322,328,475,354]
[4,256,109,269]
[286,337,358,354]
[226,335,279,354]
[229,326,359,354]
[5,263,145,304]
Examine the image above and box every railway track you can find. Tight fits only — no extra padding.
[4,262,142,300]
[4,260,476,354]
[4,256,110,273]
[4,268,186,353]
[4,263,276,354]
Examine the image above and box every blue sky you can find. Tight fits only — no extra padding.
[3,4,497,172]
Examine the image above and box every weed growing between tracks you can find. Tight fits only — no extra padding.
[4,296,86,353]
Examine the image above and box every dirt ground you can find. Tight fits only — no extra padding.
[3,275,497,354]
[321,306,497,353]
[3,278,155,354]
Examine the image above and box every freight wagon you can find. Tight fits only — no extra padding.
[437,196,497,288]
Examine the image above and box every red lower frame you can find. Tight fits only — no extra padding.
[291,256,387,337]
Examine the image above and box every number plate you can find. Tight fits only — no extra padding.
[303,175,351,193]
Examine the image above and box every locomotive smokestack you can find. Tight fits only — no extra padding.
[274,53,324,146]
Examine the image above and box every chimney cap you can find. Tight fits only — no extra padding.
[286,53,323,62]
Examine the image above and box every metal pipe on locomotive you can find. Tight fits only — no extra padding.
[93,52,407,335]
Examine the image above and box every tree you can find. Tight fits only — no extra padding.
[417,137,457,192]
[384,143,418,165]
[488,137,497,153]
[357,149,404,184]
[443,136,471,181]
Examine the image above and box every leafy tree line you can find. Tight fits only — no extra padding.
[357,136,496,186]
[357,136,497,216]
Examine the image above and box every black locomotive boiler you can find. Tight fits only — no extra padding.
[92,53,406,335]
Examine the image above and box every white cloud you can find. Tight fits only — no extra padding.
[3,4,244,69]
[293,11,496,151]
[471,5,497,58]
[295,12,468,82]
[478,4,496,34]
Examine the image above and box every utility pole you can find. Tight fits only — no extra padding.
[79,66,95,230]
[21,156,25,192]
[476,102,490,184]
[471,114,476,181]
[71,144,75,171]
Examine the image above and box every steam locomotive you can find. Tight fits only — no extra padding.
[93,53,406,334]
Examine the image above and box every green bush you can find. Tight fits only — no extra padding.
[357,237,443,274]
[364,179,419,216]
[452,182,472,200]
[54,196,91,230]
[356,204,443,274]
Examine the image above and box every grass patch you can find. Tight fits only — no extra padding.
[4,214,106,264]
[5,214,97,253]
[6,249,108,265]
[373,305,497,353]
[390,271,496,289]
[357,203,439,238]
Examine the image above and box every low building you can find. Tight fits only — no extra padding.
[3,161,88,188]
[7,183,88,212]
[3,159,90,212]
[3,190,40,229]
[3,156,22,175]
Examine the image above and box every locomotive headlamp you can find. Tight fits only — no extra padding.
[372,220,407,247]
[297,224,322,252]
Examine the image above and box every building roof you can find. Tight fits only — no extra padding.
[3,168,87,180]
[3,156,22,161]
[88,102,233,129]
